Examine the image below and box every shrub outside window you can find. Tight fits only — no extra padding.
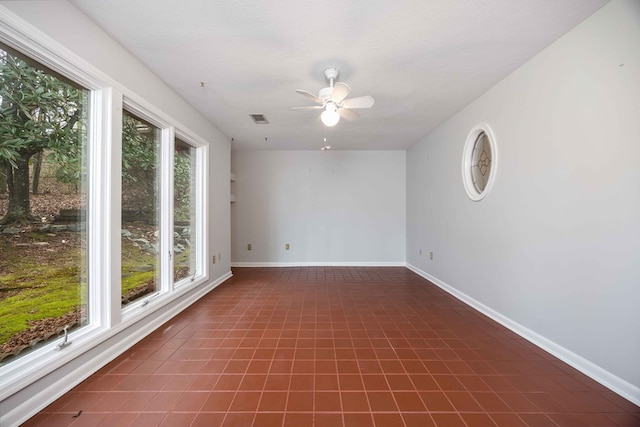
[173,138,197,284]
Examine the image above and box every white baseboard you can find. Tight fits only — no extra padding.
[231,261,406,267]
[406,263,640,407]
[3,272,233,427]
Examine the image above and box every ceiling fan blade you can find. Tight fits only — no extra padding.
[331,82,351,103]
[338,108,360,121]
[291,105,323,110]
[342,95,375,109]
[296,89,323,104]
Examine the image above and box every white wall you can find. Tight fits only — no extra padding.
[0,1,231,424]
[407,0,640,403]
[232,150,406,265]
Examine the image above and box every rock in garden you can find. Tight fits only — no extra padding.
[66,223,85,232]
[133,238,151,250]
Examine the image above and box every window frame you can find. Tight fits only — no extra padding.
[173,130,207,288]
[0,9,210,401]
[120,102,170,313]
[119,100,209,319]
[462,123,498,202]
[0,16,112,400]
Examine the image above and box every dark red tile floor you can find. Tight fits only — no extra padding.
[23,267,640,426]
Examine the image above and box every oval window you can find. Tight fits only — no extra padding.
[462,124,497,201]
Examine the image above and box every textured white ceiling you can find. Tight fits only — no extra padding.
[69,0,608,151]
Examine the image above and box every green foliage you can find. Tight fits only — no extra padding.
[0,49,84,167]
[0,45,193,218]
[173,147,193,221]
[0,46,86,221]
[122,114,157,176]
[121,113,158,214]
[48,143,84,187]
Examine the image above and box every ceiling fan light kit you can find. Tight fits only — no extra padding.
[294,67,375,127]
[321,101,340,126]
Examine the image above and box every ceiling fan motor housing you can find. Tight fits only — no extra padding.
[318,86,333,101]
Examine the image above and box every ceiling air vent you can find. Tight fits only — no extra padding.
[250,114,269,124]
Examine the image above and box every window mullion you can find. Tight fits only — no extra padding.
[161,127,175,293]
[106,89,123,326]
[197,144,208,280]
[86,89,102,329]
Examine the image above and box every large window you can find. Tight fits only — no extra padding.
[0,44,89,365]
[0,18,208,402]
[121,110,161,308]
[173,138,197,284]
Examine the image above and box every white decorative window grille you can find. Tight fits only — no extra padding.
[462,124,497,201]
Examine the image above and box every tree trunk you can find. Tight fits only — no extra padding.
[0,161,6,195]
[0,156,33,224]
[32,151,43,195]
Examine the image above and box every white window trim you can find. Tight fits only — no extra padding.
[174,129,209,288]
[120,101,172,315]
[161,126,176,293]
[0,10,113,400]
[118,102,209,317]
[462,123,498,202]
[0,6,210,401]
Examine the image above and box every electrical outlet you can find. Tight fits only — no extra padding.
[218,252,221,261]
[285,243,290,250]
[212,255,216,264]
[429,251,433,260]
[247,244,252,251]
[419,248,422,256]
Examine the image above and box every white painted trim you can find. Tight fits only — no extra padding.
[462,123,498,201]
[406,263,640,407]
[231,262,406,268]
[195,141,209,283]
[1,271,233,427]
[162,127,175,295]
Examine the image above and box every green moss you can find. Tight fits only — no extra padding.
[121,239,157,296]
[0,237,184,347]
[121,270,156,293]
[0,256,85,345]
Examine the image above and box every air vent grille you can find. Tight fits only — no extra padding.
[250,114,269,124]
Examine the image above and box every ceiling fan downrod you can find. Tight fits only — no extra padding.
[324,67,339,88]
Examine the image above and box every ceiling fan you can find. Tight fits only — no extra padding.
[292,67,375,127]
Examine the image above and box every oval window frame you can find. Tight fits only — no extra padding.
[462,124,498,201]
